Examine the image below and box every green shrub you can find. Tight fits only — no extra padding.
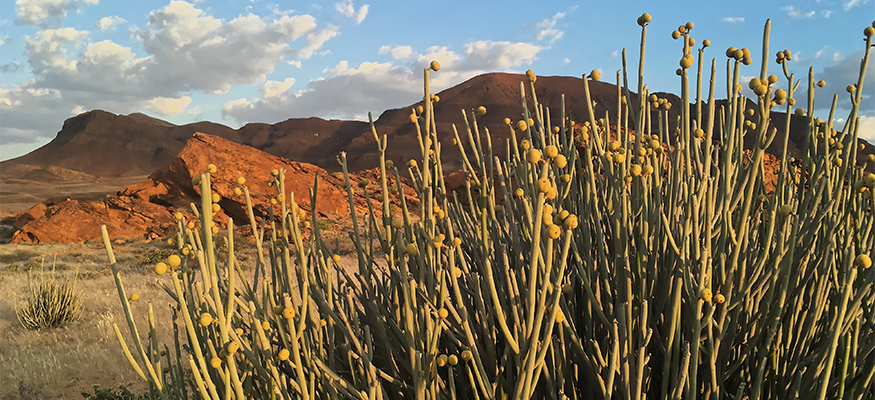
[102,16,875,400]
[0,249,39,264]
[136,248,175,266]
[16,269,83,330]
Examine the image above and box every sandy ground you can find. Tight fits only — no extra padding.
[0,237,371,400]
[0,175,149,215]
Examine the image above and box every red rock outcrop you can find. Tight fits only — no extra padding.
[10,133,418,244]
[10,196,174,244]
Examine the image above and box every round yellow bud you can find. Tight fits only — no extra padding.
[630,164,642,177]
[778,204,793,217]
[206,164,217,174]
[694,128,705,139]
[438,308,449,319]
[854,254,872,269]
[504,117,512,126]
[526,69,536,82]
[671,30,681,40]
[448,355,459,365]
[546,224,561,239]
[461,350,473,361]
[515,188,525,198]
[211,357,222,368]
[679,55,694,69]
[517,120,528,131]
[562,174,571,182]
[407,159,417,168]
[715,293,725,304]
[527,149,542,164]
[430,60,441,71]
[167,254,181,268]
[406,243,418,256]
[553,154,568,168]
[614,153,626,164]
[699,288,712,303]
[283,307,295,320]
[589,69,601,81]
[868,154,875,163]
[191,176,201,186]
[555,311,566,323]
[212,204,221,214]
[544,145,559,158]
[437,355,448,367]
[262,321,271,331]
[278,349,290,361]
[270,168,279,177]
[155,262,168,275]
[200,313,213,327]
[392,218,404,229]
[129,293,139,302]
[273,305,284,315]
[233,187,242,196]
[538,178,552,193]
[520,139,531,150]
[865,26,875,38]
[358,178,369,188]
[452,267,463,279]
[453,237,462,248]
[817,80,826,88]
[476,106,487,116]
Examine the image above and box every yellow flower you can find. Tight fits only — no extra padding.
[855,254,872,269]
[438,308,448,319]
[278,349,290,361]
[206,164,217,174]
[199,313,213,327]
[211,357,222,368]
[155,262,168,276]
[129,293,139,302]
[283,307,295,320]
[699,288,712,303]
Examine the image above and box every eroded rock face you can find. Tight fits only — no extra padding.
[11,132,418,244]
[10,196,174,244]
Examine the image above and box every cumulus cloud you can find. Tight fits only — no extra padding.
[781,5,815,19]
[334,0,368,24]
[223,38,547,124]
[843,0,870,10]
[722,17,745,23]
[260,78,295,97]
[16,0,73,26]
[811,51,875,115]
[857,116,875,141]
[144,96,192,116]
[96,15,125,31]
[3,1,345,145]
[535,8,575,44]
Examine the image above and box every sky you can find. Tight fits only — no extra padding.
[1,0,874,161]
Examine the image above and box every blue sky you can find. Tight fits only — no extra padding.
[1,0,873,161]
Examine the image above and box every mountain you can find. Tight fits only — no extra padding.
[2,73,872,182]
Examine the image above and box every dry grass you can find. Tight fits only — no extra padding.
[0,232,368,399]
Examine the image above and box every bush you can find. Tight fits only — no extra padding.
[16,269,83,330]
[102,16,875,400]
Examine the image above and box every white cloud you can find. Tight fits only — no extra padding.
[144,96,192,116]
[334,0,368,24]
[223,37,547,125]
[379,45,414,60]
[811,51,875,113]
[4,2,347,145]
[815,46,826,59]
[611,49,619,58]
[780,5,815,19]
[822,10,832,17]
[535,9,574,44]
[843,0,870,10]
[562,58,570,65]
[16,0,73,26]
[71,105,85,115]
[261,78,295,97]
[833,52,842,62]
[722,17,745,23]
[96,15,125,31]
[857,116,875,141]
[461,41,544,70]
